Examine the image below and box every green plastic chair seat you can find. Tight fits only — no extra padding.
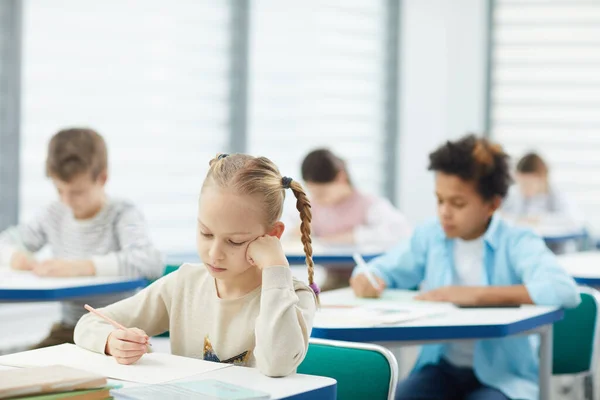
[553,290,599,375]
[297,339,397,400]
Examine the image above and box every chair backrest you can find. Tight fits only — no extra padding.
[163,264,180,276]
[553,286,600,375]
[297,338,398,400]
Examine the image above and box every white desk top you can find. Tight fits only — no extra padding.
[558,251,600,284]
[113,366,335,400]
[0,269,138,289]
[318,288,559,328]
[312,288,562,342]
[0,363,336,400]
[0,269,147,301]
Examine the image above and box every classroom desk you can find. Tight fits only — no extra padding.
[167,242,383,267]
[0,363,337,400]
[313,288,564,400]
[539,227,587,244]
[509,220,587,244]
[0,269,148,301]
[557,251,600,286]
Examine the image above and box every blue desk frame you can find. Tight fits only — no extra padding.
[0,278,148,301]
[311,308,564,342]
[285,384,336,400]
[167,252,381,267]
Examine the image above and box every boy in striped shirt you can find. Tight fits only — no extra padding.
[0,128,163,348]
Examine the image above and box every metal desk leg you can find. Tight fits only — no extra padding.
[539,325,553,400]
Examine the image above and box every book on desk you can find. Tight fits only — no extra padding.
[0,365,111,400]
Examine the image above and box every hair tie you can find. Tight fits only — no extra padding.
[309,282,321,295]
[218,153,229,160]
[282,176,293,189]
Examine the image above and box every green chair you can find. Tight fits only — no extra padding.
[298,338,398,400]
[553,286,600,400]
[163,264,180,276]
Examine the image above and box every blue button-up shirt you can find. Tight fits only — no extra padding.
[360,215,580,400]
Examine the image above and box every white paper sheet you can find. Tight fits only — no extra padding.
[0,344,230,384]
[0,269,136,290]
[314,304,450,328]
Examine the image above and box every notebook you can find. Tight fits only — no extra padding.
[14,384,121,400]
[110,379,271,400]
[0,365,106,399]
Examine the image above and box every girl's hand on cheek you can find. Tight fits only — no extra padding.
[246,235,289,270]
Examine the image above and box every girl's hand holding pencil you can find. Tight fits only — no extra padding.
[84,304,151,365]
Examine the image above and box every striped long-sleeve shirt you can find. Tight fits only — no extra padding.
[0,198,164,325]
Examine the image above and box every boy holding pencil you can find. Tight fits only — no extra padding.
[0,128,163,348]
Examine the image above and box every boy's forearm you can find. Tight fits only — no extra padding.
[477,285,533,305]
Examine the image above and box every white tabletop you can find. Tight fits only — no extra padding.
[0,364,336,400]
[0,269,147,301]
[313,288,562,342]
[558,251,600,284]
[0,269,138,289]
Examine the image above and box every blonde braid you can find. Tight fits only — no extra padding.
[287,179,320,303]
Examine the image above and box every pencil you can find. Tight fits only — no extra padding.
[84,304,152,346]
[352,253,382,291]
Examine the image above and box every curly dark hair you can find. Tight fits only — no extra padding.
[428,134,512,200]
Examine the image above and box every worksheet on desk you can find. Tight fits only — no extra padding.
[0,344,230,384]
[0,270,133,289]
[314,303,451,328]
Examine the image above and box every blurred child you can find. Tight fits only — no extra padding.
[351,135,579,400]
[75,153,318,377]
[301,149,411,291]
[0,128,163,348]
[502,152,582,227]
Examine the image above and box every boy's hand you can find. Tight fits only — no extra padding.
[247,235,289,270]
[33,259,95,277]
[350,274,385,298]
[105,328,149,365]
[415,286,483,306]
[10,251,37,271]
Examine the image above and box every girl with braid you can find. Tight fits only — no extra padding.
[74,153,318,377]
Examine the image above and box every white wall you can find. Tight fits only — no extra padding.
[397,0,489,225]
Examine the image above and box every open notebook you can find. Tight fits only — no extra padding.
[0,344,230,384]
[111,379,270,400]
[0,365,106,399]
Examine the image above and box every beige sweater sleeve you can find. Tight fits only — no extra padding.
[254,266,317,377]
[74,271,175,354]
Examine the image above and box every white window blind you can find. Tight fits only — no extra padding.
[247,0,387,195]
[490,0,600,232]
[20,0,231,252]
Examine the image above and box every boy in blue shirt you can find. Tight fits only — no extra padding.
[351,135,580,400]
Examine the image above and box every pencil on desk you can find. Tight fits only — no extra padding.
[83,304,152,347]
[352,253,382,291]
